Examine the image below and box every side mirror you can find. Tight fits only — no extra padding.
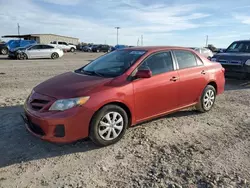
[219,49,224,53]
[135,69,152,78]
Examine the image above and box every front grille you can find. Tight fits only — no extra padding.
[30,99,50,111]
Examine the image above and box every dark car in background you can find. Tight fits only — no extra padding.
[211,40,250,79]
[0,42,8,55]
[92,44,110,52]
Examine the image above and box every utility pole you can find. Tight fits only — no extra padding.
[205,35,208,47]
[115,27,120,45]
[17,23,20,36]
[141,35,143,46]
[137,38,140,46]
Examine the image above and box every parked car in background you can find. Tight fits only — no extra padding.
[82,45,94,52]
[0,40,37,55]
[9,44,64,60]
[92,44,110,52]
[22,46,225,146]
[50,41,76,52]
[190,47,214,59]
[211,40,250,79]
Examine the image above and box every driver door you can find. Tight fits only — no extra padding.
[132,51,180,122]
[27,45,43,58]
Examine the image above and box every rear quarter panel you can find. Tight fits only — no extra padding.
[205,61,225,95]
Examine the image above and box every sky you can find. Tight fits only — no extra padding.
[1,0,250,47]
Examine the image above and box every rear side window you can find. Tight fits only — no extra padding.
[174,50,197,69]
[30,45,42,50]
[139,52,174,75]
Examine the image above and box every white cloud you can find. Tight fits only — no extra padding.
[41,0,81,6]
[233,14,250,25]
[0,0,213,46]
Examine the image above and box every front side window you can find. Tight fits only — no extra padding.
[174,50,197,69]
[138,52,174,75]
[58,42,63,45]
[29,45,42,50]
[42,45,54,49]
[77,50,146,77]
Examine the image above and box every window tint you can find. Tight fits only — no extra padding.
[139,52,174,75]
[58,42,63,45]
[30,45,43,50]
[174,50,197,69]
[42,45,54,49]
[63,42,68,45]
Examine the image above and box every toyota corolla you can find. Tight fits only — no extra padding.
[22,47,225,146]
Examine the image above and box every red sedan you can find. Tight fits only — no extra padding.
[22,46,225,146]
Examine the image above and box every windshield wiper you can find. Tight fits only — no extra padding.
[81,70,106,77]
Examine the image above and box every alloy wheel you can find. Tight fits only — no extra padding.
[203,89,215,110]
[98,112,124,141]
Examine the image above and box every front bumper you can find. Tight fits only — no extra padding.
[22,104,95,143]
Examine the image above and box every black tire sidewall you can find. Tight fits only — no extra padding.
[200,85,216,112]
[51,53,59,59]
[89,105,128,146]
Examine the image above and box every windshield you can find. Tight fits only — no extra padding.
[77,50,146,77]
[226,41,250,53]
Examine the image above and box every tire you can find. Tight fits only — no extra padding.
[70,48,75,53]
[89,105,128,146]
[51,52,59,59]
[1,48,8,55]
[195,85,216,113]
[17,53,28,60]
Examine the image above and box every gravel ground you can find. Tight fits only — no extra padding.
[0,52,249,188]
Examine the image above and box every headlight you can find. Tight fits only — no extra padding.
[211,58,217,62]
[49,97,90,111]
[245,59,250,66]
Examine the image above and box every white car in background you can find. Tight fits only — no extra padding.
[50,41,76,52]
[191,47,214,59]
[9,44,64,60]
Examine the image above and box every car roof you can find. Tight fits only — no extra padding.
[123,46,194,52]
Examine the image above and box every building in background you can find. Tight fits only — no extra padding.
[2,34,79,45]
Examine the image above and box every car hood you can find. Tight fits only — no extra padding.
[34,71,113,99]
[214,52,250,61]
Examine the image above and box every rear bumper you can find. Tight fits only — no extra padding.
[22,105,95,143]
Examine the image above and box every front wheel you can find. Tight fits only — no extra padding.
[195,85,216,112]
[70,48,75,53]
[89,105,128,146]
[17,53,28,60]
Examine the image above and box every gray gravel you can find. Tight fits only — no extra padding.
[0,52,249,188]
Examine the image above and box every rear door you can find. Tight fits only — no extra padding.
[133,51,180,122]
[41,45,54,58]
[173,50,208,106]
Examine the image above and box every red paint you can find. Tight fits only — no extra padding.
[24,47,225,143]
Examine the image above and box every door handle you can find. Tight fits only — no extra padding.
[170,76,179,82]
[201,70,206,75]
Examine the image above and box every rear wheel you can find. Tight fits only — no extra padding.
[51,52,59,59]
[195,85,216,112]
[89,105,128,146]
[70,48,75,53]
[1,48,8,55]
[17,53,28,60]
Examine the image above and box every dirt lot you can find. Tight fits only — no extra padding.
[0,52,249,188]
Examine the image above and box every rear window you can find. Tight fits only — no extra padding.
[174,50,197,69]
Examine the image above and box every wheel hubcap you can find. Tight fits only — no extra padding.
[2,49,7,54]
[203,89,215,110]
[98,112,124,141]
